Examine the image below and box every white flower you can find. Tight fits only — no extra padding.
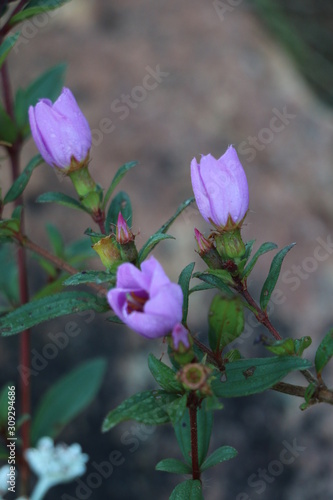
[25,437,89,500]
[0,465,10,497]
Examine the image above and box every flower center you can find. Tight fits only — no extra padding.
[126,291,149,314]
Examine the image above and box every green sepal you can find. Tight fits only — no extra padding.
[200,445,238,471]
[31,358,107,444]
[102,161,137,210]
[155,458,191,475]
[211,357,312,398]
[0,291,108,336]
[178,262,195,324]
[148,354,183,394]
[102,390,178,432]
[260,243,296,311]
[170,479,203,500]
[241,241,278,280]
[315,328,333,376]
[4,154,43,204]
[208,295,244,353]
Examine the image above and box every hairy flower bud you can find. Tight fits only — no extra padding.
[191,146,249,230]
[29,87,91,171]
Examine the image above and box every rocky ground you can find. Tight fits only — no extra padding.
[1,1,333,499]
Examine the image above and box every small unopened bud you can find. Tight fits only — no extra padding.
[194,228,223,269]
[116,212,134,244]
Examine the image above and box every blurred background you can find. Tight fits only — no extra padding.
[1,0,333,498]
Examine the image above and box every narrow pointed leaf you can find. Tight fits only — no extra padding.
[37,192,90,213]
[102,161,137,209]
[201,446,238,471]
[260,243,296,311]
[170,480,203,500]
[148,354,183,393]
[10,0,71,24]
[193,272,233,297]
[64,271,115,286]
[0,105,18,144]
[178,262,195,323]
[102,390,178,432]
[315,328,333,376]
[31,358,107,444]
[0,292,108,336]
[158,197,195,234]
[211,357,311,398]
[242,242,278,280]
[208,295,244,352]
[4,155,43,204]
[137,233,175,264]
[155,458,191,475]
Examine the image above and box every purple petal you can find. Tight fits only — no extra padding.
[116,262,150,291]
[190,156,212,223]
[141,256,172,295]
[28,105,55,166]
[144,283,183,324]
[172,323,190,349]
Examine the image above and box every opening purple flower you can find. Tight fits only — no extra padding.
[107,256,183,339]
[191,146,249,230]
[29,87,91,170]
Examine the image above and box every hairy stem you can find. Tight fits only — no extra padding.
[187,392,201,481]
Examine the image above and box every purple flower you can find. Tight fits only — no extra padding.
[107,256,183,339]
[171,323,190,349]
[29,87,91,170]
[191,146,249,229]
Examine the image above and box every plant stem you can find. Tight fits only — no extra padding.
[187,392,201,481]
[272,381,333,406]
[21,236,108,296]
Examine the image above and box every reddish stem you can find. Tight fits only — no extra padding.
[187,392,201,481]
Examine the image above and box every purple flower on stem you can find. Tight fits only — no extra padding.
[191,146,249,230]
[29,87,91,170]
[107,256,183,339]
[171,323,190,350]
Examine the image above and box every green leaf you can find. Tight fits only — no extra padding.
[170,480,203,500]
[211,357,312,398]
[0,32,20,70]
[242,242,278,280]
[102,390,178,432]
[102,161,137,210]
[166,394,187,424]
[0,291,108,336]
[294,336,312,357]
[0,104,18,144]
[10,0,71,25]
[105,191,132,233]
[208,295,244,353]
[36,192,90,213]
[299,382,316,411]
[46,223,64,257]
[265,338,296,356]
[193,272,233,297]
[15,63,66,132]
[173,400,213,467]
[178,262,195,324]
[155,458,191,475]
[0,244,19,306]
[260,243,296,311]
[158,197,195,234]
[31,358,107,444]
[243,239,256,262]
[315,328,333,376]
[201,446,238,472]
[189,283,215,295]
[4,154,43,204]
[148,354,183,393]
[64,271,115,286]
[137,233,175,265]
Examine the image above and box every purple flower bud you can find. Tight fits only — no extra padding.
[116,212,133,244]
[194,228,212,255]
[171,323,190,350]
[29,87,91,170]
[191,146,249,229]
[107,256,183,339]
